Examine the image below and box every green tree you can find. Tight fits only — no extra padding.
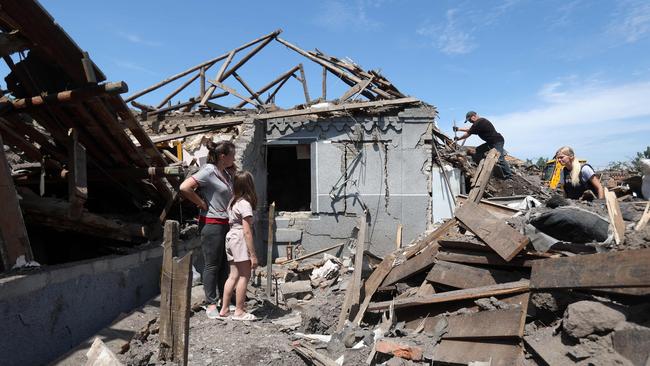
[535,157,548,169]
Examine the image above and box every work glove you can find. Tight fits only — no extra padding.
[452,126,459,132]
[453,136,460,141]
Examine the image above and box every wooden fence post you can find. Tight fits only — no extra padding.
[158,220,192,365]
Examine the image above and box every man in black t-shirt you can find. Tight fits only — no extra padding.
[454,111,513,179]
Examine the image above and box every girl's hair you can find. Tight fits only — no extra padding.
[230,171,257,210]
[555,146,581,187]
[206,140,236,165]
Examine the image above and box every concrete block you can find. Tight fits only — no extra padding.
[111,252,143,272]
[275,228,302,243]
[275,217,291,229]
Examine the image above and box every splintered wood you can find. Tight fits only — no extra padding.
[158,220,193,366]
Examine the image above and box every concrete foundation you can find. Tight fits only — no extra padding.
[0,237,198,366]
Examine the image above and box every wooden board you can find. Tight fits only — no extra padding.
[437,248,535,268]
[456,194,520,220]
[443,307,526,339]
[455,202,529,261]
[466,149,499,203]
[635,201,650,231]
[530,249,650,289]
[352,252,396,325]
[337,213,366,329]
[605,188,626,245]
[433,339,523,366]
[368,280,530,311]
[380,242,438,287]
[426,260,525,289]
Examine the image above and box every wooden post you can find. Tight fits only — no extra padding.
[159,220,193,365]
[321,66,327,100]
[337,211,367,329]
[298,64,310,103]
[67,129,87,220]
[0,133,33,270]
[266,202,275,297]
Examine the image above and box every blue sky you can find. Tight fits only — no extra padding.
[35,0,650,167]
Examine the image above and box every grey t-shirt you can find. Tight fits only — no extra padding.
[191,164,233,219]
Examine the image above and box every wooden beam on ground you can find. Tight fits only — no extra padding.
[530,249,650,289]
[605,188,626,245]
[0,133,33,270]
[443,306,528,339]
[636,201,650,231]
[380,242,438,287]
[367,280,530,312]
[292,341,338,366]
[466,148,500,203]
[266,202,275,297]
[455,202,529,261]
[456,194,520,220]
[158,220,192,365]
[338,211,367,329]
[433,339,523,366]
[426,260,526,289]
[436,248,536,268]
[352,252,397,326]
[67,129,87,220]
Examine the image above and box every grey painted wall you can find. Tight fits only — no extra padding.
[261,106,451,256]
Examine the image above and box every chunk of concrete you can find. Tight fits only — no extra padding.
[612,326,650,366]
[280,280,312,300]
[562,301,626,339]
[275,228,302,243]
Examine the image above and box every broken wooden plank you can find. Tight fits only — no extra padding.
[456,194,520,220]
[338,212,367,329]
[368,280,530,311]
[403,218,456,259]
[158,220,193,365]
[0,133,33,270]
[298,64,310,103]
[635,201,650,231]
[396,223,403,249]
[433,339,523,366]
[353,252,397,326]
[443,306,528,339]
[374,339,423,361]
[292,341,338,366]
[455,202,529,261]
[266,202,275,297]
[208,79,260,107]
[530,249,650,289]
[605,188,626,245]
[380,242,439,287]
[436,248,535,268]
[426,260,526,289]
[467,148,500,203]
[339,77,373,102]
[3,81,127,111]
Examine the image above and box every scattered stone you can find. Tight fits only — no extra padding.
[611,326,650,366]
[562,301,626,339]
[279,280,312,300]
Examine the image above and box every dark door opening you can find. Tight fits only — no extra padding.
[267,145,311,211]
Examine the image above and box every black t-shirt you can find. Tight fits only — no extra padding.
[467,117,504,145]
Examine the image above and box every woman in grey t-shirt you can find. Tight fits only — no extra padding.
[555,146,604,200]
[179,140,236,319]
